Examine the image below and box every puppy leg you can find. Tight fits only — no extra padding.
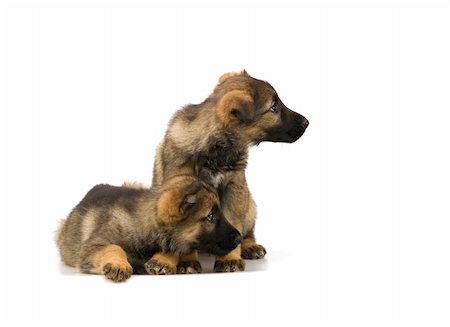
[145,252,178,275]
[241,230,266,260]
[177,251,202,274]
[214,245,245,272]
[222,174,266,260]
[79,244,133,282]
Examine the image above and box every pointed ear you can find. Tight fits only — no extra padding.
[157,190,197,224]
[217,90,254,125]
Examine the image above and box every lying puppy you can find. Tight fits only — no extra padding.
[56,176,241,282]
[152,71,309,272]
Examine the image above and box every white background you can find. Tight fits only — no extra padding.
[1,0,449,326]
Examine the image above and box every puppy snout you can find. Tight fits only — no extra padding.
[219,231,242,250]
[226,231,242,248]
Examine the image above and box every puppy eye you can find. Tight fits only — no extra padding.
[269,103,278,113]
[205,210,217,223]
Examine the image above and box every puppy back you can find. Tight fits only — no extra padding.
[56,184,152,267]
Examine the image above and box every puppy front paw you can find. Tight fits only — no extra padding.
[177,260,202,274]
[214,259,245,273]
[145,258,177,275]
[241,243,266,259]
[102,262,133,282]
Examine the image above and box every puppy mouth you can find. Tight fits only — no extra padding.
[260,120,309,144]
[287,127,307,142]
[261,129,306,143]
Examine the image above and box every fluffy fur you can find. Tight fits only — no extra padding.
[151,71,309,272]
[56,175,241,281]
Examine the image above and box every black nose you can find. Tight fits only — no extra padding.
[301,118,309,129]
[226,231,242,248]
[218,231,242,251]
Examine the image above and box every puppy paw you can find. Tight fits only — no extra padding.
[241,243,266,259]
[145,258,177,275]
[177,260,202,274]
[102,262,133,282]
[214,259,245,273]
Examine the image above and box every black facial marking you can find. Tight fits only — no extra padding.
[196,209,242,256]
[261,100,309,143]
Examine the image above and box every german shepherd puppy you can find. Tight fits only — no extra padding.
[152,71,309,272]
[56,176,241,282]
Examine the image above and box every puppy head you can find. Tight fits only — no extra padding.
[215,70,309,144]
[156,175,241,256]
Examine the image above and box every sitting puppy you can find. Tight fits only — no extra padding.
[152,71,309,272]
[56,176,241,282]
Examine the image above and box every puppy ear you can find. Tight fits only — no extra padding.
[218,70,248,84]
[217,90,254,125]
[157,190,197,224]
[180,194,197,213]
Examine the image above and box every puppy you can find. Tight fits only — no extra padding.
[151,71,309,272]
[56,176,241,282]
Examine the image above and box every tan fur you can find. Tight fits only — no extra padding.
[56,210,88,267]
[89,244,130,274]
[150,252,179,267]
[166,167,195,180]
[217,89,254,126]
[80,209,98,242]
[218,70,247,84]
[122,181,146,189]
[179,251,199,262]
[241,237,256,249]
[179,224,202,244]
[215,244,241,261]
[156,189,183,223]
[152,141,165,186]
[54,219,65,247]
[166,110,218,155]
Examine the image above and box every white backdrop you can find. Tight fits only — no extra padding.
[1,0,449,326]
